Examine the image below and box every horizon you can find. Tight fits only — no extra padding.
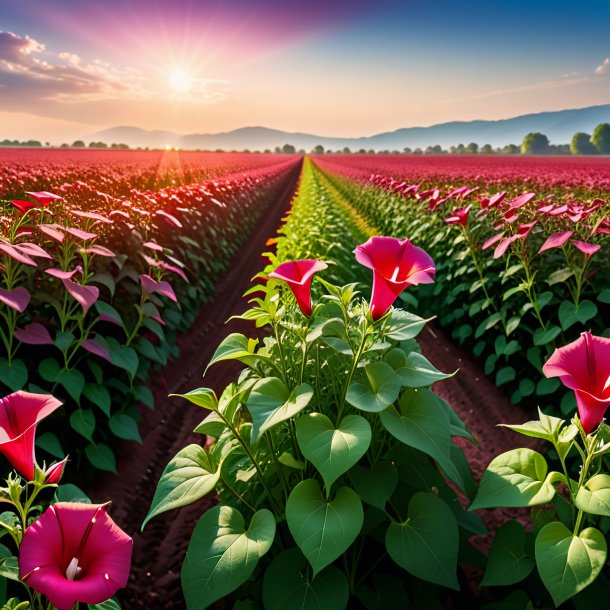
[1,0,610,142]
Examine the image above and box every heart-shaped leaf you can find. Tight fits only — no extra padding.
[143,444,221,528]
[346,362,400,412]
[247,378,313,445]
[70,410,95,442]
[470,448,561,510]
[481,520,535,586]
[286,479,363,576]
[0,359,27,392]
[394,352,454,387]
[535,522,606,606]
[182,506,275,610]
[85,443,116,473]
[349,460,398,510]
[386,491,459,589]
[108,413,141,443]
[575,474,610,517]
[262,547,349,610]
[296,413,371,491]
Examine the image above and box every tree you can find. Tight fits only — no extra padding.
[342,146,352,154]
[403,147,412,154]
[591,123,610,154]
[358,148,367,154]
[312,144,325,154]
[570,132,596,155]
[501,144,519,154]
[481,144,493,154]
[521,132,549,155]
[281,143,296,154]
[72,140,85,148]
[465,142,478,154]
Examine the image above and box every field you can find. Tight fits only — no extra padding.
[1,149,609,610]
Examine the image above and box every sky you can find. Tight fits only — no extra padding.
[1,0,610,142]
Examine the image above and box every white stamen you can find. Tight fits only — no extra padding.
[91,517,96,524]
[104,573,110,580]
[391,266,400,282]
[66,557,82,581]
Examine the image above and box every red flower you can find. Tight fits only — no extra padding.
[445,205,472,227]
[0,391,62,480]
[19,503,133,610]
[268,260,328,316]
[355,236,435,320]
[543,331,610,433]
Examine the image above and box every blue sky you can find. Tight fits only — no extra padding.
[0,0,609,140]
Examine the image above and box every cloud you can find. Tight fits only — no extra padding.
[0,31,228,107]
[595,58,610,75]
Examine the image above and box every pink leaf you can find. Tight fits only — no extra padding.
[26,191,62,206]
[0,287,30,312]
[539,230,573,253]
[155,209,183,228]
[62,280,99,313]
[38,224,65,243]
[82,338,112,363]
[65,227,98,241]
[139,274,177,302]
[572,240,601,256]
[46,267,81,280]
[143,241,163,252]
[14,322,53,345]
[84,245,116,257]
[13,243,52,259]
[482,232,504,250]
[159,261,189,282]
[0,244,37,267]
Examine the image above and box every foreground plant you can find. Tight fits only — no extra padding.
[471,331,610,606]
[144,239,481,609]
[0,390,132,609]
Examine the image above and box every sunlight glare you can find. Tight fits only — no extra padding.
[169,69,193,93]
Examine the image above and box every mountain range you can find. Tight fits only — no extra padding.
[87,104,610,151]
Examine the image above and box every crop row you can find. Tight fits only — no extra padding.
[0,158,300,474]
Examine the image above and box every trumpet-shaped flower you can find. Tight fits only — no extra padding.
[543,331,610,433]
[268,260,328,316]
[355,236,435,320]
[20,503,132,610]
[0,391,62,480]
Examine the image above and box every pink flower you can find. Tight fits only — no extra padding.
[445,205,472,227]
[19,503,133,610]
[268,260,328,317]
[25,191,62,206]
[354,236,435,320]
[539,230,573,253]
[543,331,610,434]
[44,457,68,484]
[0,391,62,480]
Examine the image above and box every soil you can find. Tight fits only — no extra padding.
[89,161,302,610]
[89,162,536,608]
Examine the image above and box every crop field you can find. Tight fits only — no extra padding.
[0,148,609,610]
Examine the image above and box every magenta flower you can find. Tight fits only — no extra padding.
[14,322,53,346]
[444,205,472,227]
[0,391,62,480]
[25,191,62,206]
[354,236,435,320]
[19,503,133,610]
[268,260,328,317]
[44,457,68,485]
[543,331,610,433]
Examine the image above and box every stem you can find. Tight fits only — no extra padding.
[573,427,603,535]
[336,331,368,423]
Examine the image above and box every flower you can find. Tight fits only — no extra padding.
[0,391,62,480]
[354,236,435,320]
[543,331,610,433]
[19,502,133,610]
[444,205,472,227]
[268,260,328,317]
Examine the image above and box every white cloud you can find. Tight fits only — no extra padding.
[595,58,610,75]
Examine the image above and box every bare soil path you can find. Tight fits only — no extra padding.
[89,161,302,610]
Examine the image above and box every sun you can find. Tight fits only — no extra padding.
[169,68,193,93]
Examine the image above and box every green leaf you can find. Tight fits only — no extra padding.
[143,445,221,528]
[496,366,516,386]
[262,548,349,610]
[0,359,27,391]
[39,359,85,402]
[108,414,141,443]
[85,443,116,473]
[598,289,610,304]
[205,333,261,370]
[95,301,124,328]
[172,387,218,410]
[83,383,111,417]
[70,410,96,442]
[247,379,313,445]
[575,474,610,517]
[535,522,606,606]
[395,352,454,387]
[501,408,564,443]
[379,389,463,490]
[194,411,226,438]
[346,362,400,412]
[349,461,398,510]
[386,310,431,341]
[54,331,74,351]
[54,483,91,504]
[89,598,121,610]
[296,413,371,492]
[481,520,535,586]
[106,337,139,380]
[533,326,561,346]
[182,506,275,610]
[547,267,573,285]
[286,479,363,576]
[470,448,560,510]
[135,385,154,410]
[386,491,459,589]
[0,544,19,582]
[36,432,64,459]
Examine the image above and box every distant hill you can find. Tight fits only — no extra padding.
[87,104,610,151]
